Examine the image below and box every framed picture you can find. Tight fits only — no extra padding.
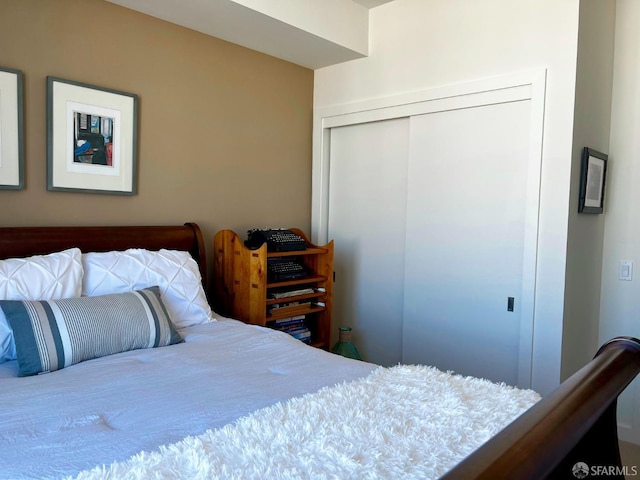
[0,66,24,189]
[47,76,138,194]
[578,147,608,214]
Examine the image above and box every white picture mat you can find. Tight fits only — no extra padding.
[584,155,605,208]
[50,80,135,193]
[0,70,20,186]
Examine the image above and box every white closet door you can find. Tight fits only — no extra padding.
[402,101,532,386]
[328,118,409,366]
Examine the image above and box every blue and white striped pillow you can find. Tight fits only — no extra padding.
[0,286,182,376]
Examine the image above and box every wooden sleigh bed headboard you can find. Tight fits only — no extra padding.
[0,222,207,287]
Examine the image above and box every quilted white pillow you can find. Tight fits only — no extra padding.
[0,318,13,363]
[0,248,83,363]
[82,248,213,328]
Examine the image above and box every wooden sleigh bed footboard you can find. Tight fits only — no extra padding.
[442,336,640,479]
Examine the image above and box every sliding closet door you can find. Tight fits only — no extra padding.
[402,101,532,386]
[328,118,409,366]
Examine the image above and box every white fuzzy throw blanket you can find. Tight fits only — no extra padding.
[72,365,539,480]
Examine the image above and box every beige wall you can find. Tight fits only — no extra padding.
[0,0,314,285]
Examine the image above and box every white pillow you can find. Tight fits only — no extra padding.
[0,314,15,363]
[0,248,83,363]
[82,248,213,328]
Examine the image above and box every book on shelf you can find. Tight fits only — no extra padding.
[267,315,306,331]
[285,325,309,335]
[298,331,312,343]
[268,287,315,300]
[287,326,311,341]
[291,330,311,341]
[268,314,305,326]
[267,301,311,316]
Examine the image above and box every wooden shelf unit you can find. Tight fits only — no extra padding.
[213,229,333,349]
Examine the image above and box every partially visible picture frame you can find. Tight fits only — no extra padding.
[578,147,608,214]
[0,66,24,189]
[47,76,138,195]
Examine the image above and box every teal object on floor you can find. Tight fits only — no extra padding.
[332,326,362,360]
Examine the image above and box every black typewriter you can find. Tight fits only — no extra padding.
[245,228,308,252]
[267,258,307,282]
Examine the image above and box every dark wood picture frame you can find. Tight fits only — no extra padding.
[0,66,24,190]
[578,147,608,214]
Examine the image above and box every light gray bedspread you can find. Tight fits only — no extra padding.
[0,318,375,480]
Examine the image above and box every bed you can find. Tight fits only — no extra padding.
[0,223,638,479]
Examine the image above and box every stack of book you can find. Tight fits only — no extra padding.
[267,315,311,343]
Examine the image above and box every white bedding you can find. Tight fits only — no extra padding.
[0,318,376,480]
[72,364,539,480]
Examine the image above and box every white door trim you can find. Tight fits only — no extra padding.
[312,69,547,388]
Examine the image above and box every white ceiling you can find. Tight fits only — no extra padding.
[352,0,394,6]
[105,0,395,69]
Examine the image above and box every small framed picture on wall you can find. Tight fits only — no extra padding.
[47,76,138,195]
[0,66,24,189]
[578,147,608,214]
